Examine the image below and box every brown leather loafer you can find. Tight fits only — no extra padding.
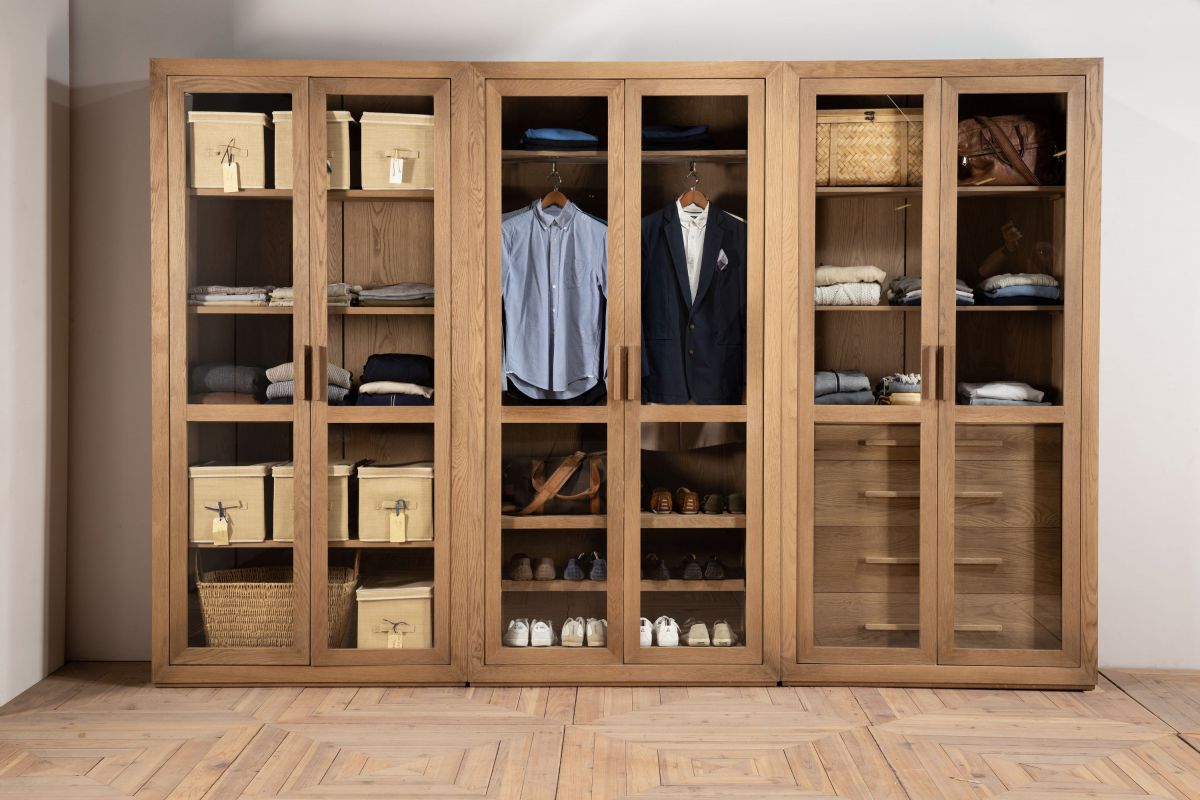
[648,487,673,514]
[674,487,700,515]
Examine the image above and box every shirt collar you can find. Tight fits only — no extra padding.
[676,198,709,229]
[532,199,579,230]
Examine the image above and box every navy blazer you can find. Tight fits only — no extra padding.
[641,203,747,404]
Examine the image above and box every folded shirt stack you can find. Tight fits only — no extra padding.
[957,381,1050,406]
[519,128,599,151]
[269,283,359,307]
[976,273,1061,306]
[264,361,352,405]
[356,282,435,307]
[642,124,715,150]
[356,353,434,406]
[886,277,975,306]
[814,369,874,405]
[814,265,887,306]
[188,285,273,306]
[189,363,267,404]
[876,372,921,405]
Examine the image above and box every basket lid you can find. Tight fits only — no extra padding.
[356,577,433,601]
[271,459,356,478]
[359,111,434,127]
[188,111,271,128]
[272,110,354,124]
[189,462,274,478]
[357,461,433,479]
[816,108,922,124]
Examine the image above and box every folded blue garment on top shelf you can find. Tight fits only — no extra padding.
[815,390,876,405]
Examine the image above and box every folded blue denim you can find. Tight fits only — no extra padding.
[814,370,871,397]
[815,390,875,405]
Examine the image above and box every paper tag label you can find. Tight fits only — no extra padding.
[389,510,407,543]
[212,516,230,546]
[222,161,240,192]
[387,631,405,649]
[388,156,406,185]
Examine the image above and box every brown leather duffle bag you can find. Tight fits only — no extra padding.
[958,115,1059,186]
[504,450,606,515]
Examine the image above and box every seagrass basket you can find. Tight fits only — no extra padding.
[816,108,923,186]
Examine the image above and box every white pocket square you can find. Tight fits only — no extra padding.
[717,249,729,270]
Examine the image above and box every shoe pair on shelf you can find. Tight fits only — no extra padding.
[641,552,726,580]
[639,616,738,647]
[648,487,746,515]
[503,618,607,647]
[563,552,607,581]
[507,552,607,582]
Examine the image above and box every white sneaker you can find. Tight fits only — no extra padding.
[530,619,557,647]
[683,618,710,646]
[561,617,585,647]
[654,615,680,647]
[711,620,738,647]
[503,618,530,647]
[585,618,607,647]
[639,617,654,647]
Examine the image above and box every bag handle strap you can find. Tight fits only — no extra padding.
[975,116,1040,186]
[519,451,586,515]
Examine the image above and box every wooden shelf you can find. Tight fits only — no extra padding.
[189,540,292,548]
[641,513,746,529]
[958,185,1065,197]
[501,406,608,424]
[813,405,922,423]
[329,305,435,315]
[815,305,920,312]
[816,186,922,198]
[641,149,747,164]
[501,580,607,592]
[327,540,434,548]
[327,407,435,424]
[185,404,293,423]
[641,580,746,592]
[189,188,291,198]
[959,305,1063,312]
[954,405,1064,423]
[189,305,291,315]
[327,189,433,201]
[501,149,748,165]
[501,515,607,529]
[639,404,746,423]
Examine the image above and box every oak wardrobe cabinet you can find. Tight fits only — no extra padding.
[150,59,1099,688]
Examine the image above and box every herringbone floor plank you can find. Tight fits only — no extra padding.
[1,664,1199,798]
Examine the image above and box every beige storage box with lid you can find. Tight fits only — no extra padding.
[816,108,923,186]
[355,578,434,649]
[271,460,356,542]
[272,110,354,190]
[359,112,435,190]
[187,111,271,189]
[357,462,434,542]
[188,463,274,543]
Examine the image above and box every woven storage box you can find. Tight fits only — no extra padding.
[271,460,356,542]
[355,578,433,649]
[272,110,353,190]
[359,112,435,190]
[187,111,271,189]
[189,463,273,544]
[194,554,358,648]
[357,462,434,542]
[816,108,923,186]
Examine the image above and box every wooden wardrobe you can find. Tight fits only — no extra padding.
[150,58,1101,688]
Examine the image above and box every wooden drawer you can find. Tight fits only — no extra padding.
[954,593,1064,651]
[814,424,921,461]
[956,425,1062,462]
[954,527,1062,595]
[955,461,1061,528]
[813,592,919,649]
[815,460,921,527]
[814,526,919,593]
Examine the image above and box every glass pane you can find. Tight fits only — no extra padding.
[955,424,1063,650]
[813,424,920,648]
[639,95,748,406]
[955,93,1068,408]
[639,422,747,649]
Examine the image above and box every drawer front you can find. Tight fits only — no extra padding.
[955,461,1061,528]
[954,593,1064,651]
[814,526,919,593]
[815,424,920,461]
[816,460,921,527]
[956,424,1062,462]
[954,527,1062,595]
[813,592,919,649]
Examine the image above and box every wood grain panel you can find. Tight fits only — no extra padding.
[955,460,1062,528]
[814,424,920,460]
[814,460,921,527]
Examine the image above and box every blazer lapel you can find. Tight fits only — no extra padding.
[661,204,694,309]
[690,208,726,310]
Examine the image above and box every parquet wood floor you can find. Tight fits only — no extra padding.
[2,663,1199,798]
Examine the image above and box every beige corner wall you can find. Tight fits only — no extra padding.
[66,0,1200,667]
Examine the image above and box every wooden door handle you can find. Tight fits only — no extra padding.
[941,344,955,403]
[302,345,312,402]
[316,345,328,404]
[628,345,641,403]
[922,345,936,401]
[863,490,919,499]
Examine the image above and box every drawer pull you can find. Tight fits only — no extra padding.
[955,490,1003,499]
[863,490,919,499]
[859,439,906,447]
[862,556,919,565]
[955,623,1005,633]
[958,440,1003,448]
[862,622,1005,632]
[955,557,1004,566]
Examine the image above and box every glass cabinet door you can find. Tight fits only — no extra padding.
[795,79,941,665]
[939,77,1084,666]
[485,80,625,667]
[624,79,764,665]
[307,79,452,665]
[167,77,311,664]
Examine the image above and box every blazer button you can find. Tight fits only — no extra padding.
[689,323,695,330]
[688,349,694,355]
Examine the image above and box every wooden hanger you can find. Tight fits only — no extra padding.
[678,160,708,210]
[541,161,568,209]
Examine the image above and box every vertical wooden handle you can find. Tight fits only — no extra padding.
[302,345,312,402]
[629,345,641,403]
[616,345,627,402]
[316,345,328,404]
[922,345,936,401]
[941,345,955,403]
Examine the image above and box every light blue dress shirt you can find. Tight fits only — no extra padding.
[502,201,608,400]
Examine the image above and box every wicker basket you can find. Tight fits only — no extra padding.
[194,552,358,648]
[816,108,923,186]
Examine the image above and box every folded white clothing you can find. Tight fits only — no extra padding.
[268,299,293,307]
[189,294,269,304]
[358,281,436,299]
[815,265,887,287]
[357,381,434,398]
[958,381,1045,403]
[978,272,1059,292]
[266,361,352,389]
[815,281,882,306]
[189,285,273,295]
[271,283,360,300]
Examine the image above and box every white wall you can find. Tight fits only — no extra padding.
[0,0,69,705]
[66,0,1200,667]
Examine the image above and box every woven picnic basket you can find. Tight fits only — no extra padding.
[816,107,923,186]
